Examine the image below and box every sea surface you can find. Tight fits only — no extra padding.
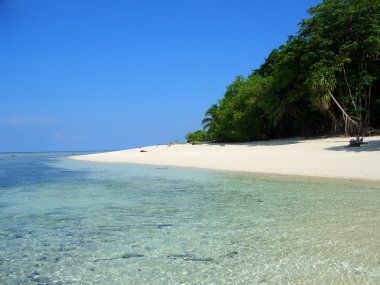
[0,152,379,285]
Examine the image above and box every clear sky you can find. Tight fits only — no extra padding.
[0,0,321,152]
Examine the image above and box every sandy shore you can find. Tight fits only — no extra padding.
[70,136,380,181]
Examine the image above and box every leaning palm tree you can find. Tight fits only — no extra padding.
[202,104,219,140]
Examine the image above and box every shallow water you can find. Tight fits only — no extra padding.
[0,152,379,284]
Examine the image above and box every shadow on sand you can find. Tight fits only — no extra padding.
[326,139,380,152]
[198,138,302,147]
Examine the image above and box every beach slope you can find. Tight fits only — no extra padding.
[70,136,380,181]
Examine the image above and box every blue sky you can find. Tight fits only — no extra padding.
[0,0,321,152]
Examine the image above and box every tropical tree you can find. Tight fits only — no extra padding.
[300,0,380,134]
[202,104,219,140]
[189,0,380,141]
[186,130,206,143]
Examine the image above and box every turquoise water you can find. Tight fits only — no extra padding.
[0,152,379,284]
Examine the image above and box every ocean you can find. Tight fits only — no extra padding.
[0,152,379,284]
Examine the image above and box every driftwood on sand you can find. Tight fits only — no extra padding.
[348,136,368,147]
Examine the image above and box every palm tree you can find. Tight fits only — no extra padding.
[202,104,218,140]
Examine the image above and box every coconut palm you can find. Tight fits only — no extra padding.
[202,104,219,140]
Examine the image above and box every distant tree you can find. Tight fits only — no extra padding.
[202,104,219,140]
[186,130,206,143]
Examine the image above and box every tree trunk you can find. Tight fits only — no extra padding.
[327,89,359,135]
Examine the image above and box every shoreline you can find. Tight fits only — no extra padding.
[70,136,380,181]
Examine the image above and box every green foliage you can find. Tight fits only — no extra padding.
[186,130,206,143]
[193,0,380,141]
[202,104,219,141]
[214,75,270,141]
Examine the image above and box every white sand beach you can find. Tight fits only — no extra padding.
[71,136,380,181]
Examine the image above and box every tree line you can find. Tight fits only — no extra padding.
[186,0,380,143]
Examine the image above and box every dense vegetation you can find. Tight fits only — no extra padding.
[188,0,380,142]
[185,130,206,143]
